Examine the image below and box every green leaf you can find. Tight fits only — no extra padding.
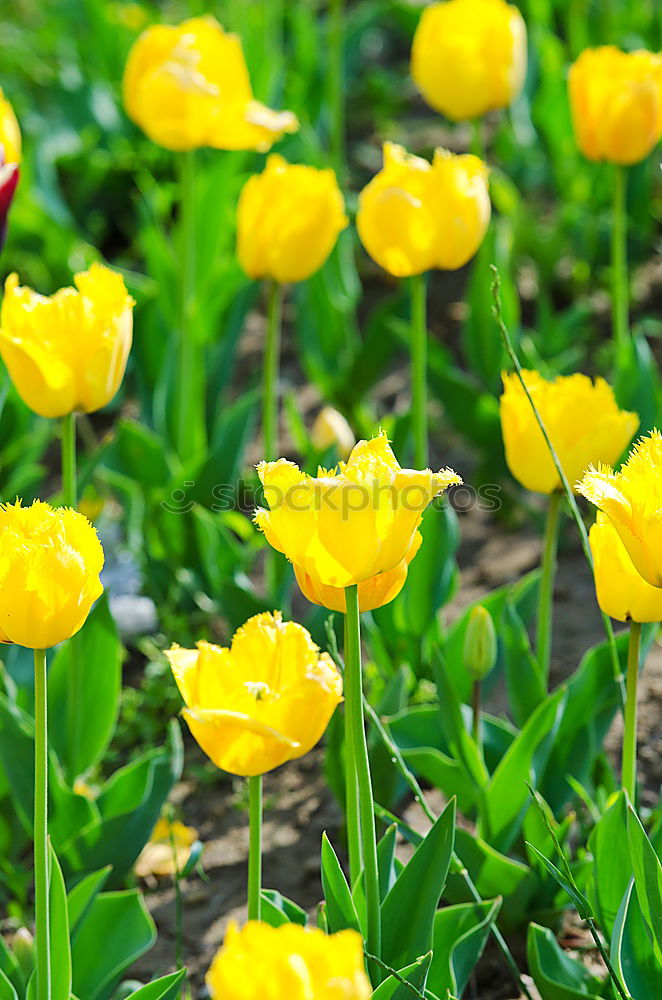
[587,791,631,940]
[444,829,535,928]
[67,866,112,937]
[611,879,662,999]
[320,833,361,934]
[626,805,662,960]
[48,595,123,782]
[482,688,566,852]
[370,952,432,1000]
[526,843,591,920]
[0,971,17,1000]
[122,970,187,1000]
[527,923,601,1000]
[427,899,501,998]
[500,600,546,726]
[48,845,72,1000]
[380,799,455,970]
[71,890,156,1000]
[0,937,23,995]
[259,889,307,928]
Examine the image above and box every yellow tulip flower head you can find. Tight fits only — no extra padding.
[0,88,21,245]
[207,921,372,1000]
[411,0,527,121]
[166,612,342,778]
[589,512,662,623]
[499,371,638,495]
[569,47,662,165]
[0,264,135,419]
[0,500,104,649]
[578,430,662,589]
[135,816,198,878]
[357,143,490,277]
[294,531,422,613]
[123,16,299,152]
[237,155,348,283]
[255,431,461,589]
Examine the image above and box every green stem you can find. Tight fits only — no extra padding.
[410,273,428,469]
[33,648,50,1000]
[470,118,484,160]
[61,412,77,507]
[343,613,362,889]
[472,679,481,751]
[263,281,283,462]
[328,0,345,181]
[611,165,629,353]
[167,817,184,972]
[622,621,641,802]
[247,774,262,920]
[176,150,205,463]
[536,491,562,686]
[344,584,381,980]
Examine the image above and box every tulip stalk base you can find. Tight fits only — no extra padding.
[176,149,205,463]
[247,774,263,921]
[622,621,641,802]
[34,647,51,1000]
[472,679,482,754]
[344,615,362,890]
[410,273,428,469]
[344,584,381,981]
[536,491,562,687]
[611,165,629,354]
[61,412,77,507]
[328,0,345,180]
[263,281,283,463]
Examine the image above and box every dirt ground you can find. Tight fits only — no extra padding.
[130,502,662,997]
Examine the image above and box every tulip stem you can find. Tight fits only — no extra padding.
[344,584,381,981]
[343,613,362,890]
[622,621,641,802]
[328,0,345,180]
[263,280,283,462]
[247,774,262,921]
[61,412,77,507]
[611,164,629,353]
[33,647,51,1000]
[176,149,205,463]
[410,273,428,469]
[536,491,562,687]
[472,679,481,752]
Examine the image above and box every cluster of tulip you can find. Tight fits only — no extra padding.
[0,0,661,996]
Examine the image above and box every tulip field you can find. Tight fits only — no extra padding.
[1,0,662,997]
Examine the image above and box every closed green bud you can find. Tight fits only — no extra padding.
[464,606,497,680]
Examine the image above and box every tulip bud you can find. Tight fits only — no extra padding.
[357,143,490,278]
[464,606,497,680]
[123,17,298,152]
[237,156,348,283]
[569,47,662,165]
[411,0,527,121]
[311,406,355,459]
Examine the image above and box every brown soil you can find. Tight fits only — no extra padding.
[130,504,662,998]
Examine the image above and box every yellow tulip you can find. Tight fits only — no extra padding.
[578,430,662,588]
[0,264,134,418]
[569,47,662,165]
[123,16,298,152]
[254,431,461,589]
[207,921,371,1000]
[411,0,527,121]
[589,512,662,623]
[356,142,490,278]
[294,531,422,612]
[135,816,198,878]
[500,371,638,495]
[311,406,356,459]
[237,155,347,283]
[0,500,104,649]
[166,611,342,778]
